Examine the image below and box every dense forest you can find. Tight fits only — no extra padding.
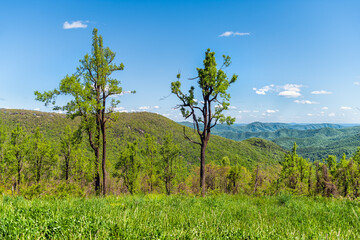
[1,109,360,199]
[180,121,360,160]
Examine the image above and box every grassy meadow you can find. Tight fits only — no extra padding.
[0,194,359,239]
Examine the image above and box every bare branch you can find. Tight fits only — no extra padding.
[183,127,201,145]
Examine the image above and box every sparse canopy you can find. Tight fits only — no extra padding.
[35,28,133,195]
[171,48,237,196]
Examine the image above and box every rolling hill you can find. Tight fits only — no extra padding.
[0,109,286,169]
[179,121,360,161]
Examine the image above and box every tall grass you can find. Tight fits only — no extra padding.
[0,194,359,239]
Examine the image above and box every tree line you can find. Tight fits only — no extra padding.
[2,119,360,198]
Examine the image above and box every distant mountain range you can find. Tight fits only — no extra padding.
[179,122,360,161]
[179,122,346,133]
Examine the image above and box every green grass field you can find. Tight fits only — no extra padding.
[0,194,359,239]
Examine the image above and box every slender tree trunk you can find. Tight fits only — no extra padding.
[16,153,21,189]
[17,158,21,190]
[166,178,170,195]
[253,165,260,194]
[36,160,41,183]
[315,162,321,194]
[308,164,312,195]
[101,123,107,195]
[94,148,100,194]
[65,155,69,181]
[200,141,207,197]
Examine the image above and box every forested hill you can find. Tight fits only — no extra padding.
[179,121,360,161]
[179,121,345,133]
[0,109,286,169]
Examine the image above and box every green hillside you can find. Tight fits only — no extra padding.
[179,121,344,133]
[0,109,286,169]
[180,120,360,161]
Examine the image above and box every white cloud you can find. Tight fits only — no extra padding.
[278,84,303,98]
[278,91,301,98]
[294,100,318,104]
[266,109,279,113]
[228,106,237,109]
[34,108,40,111]
[219,31,250,37]
[253,84,275,95]
[122,90,132,94]
[117,90,132,96]
[238,110,251,113]
[340,106,352,110]
[307,113,313,116]
[329,113,335,117]
[63,21,88,29]
[311,90,332,95]
[253,83,303,98]
[322,106,329,110]
[354,82,360,85]
[114,107,128,113]
[138,106,160,111]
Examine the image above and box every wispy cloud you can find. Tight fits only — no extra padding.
[311,90,332,95]
[266,109,279,113]
[114,107,128,113]
[253,84,274,95]
[239,110,251,113]
[329,113,335,117]
[138,106,160,111]
[294,100,318,104]
[322,106,329,110]
[340,106,352,110]
[219,31,250,37]
[354,82,360,85]
[63,21,88,29]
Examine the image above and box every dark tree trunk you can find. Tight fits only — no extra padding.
[200,142,207,197]
[94,148,100,195]
[17,159,21,189]
[308,164,312,195]
[166,178,171,195]
[253,165,260,194]
[65,155,69,181]
[101,123,107,196]
[16,153,21,191]
[315,162,321,194]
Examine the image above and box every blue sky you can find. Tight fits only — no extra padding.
[1,0,360,123]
